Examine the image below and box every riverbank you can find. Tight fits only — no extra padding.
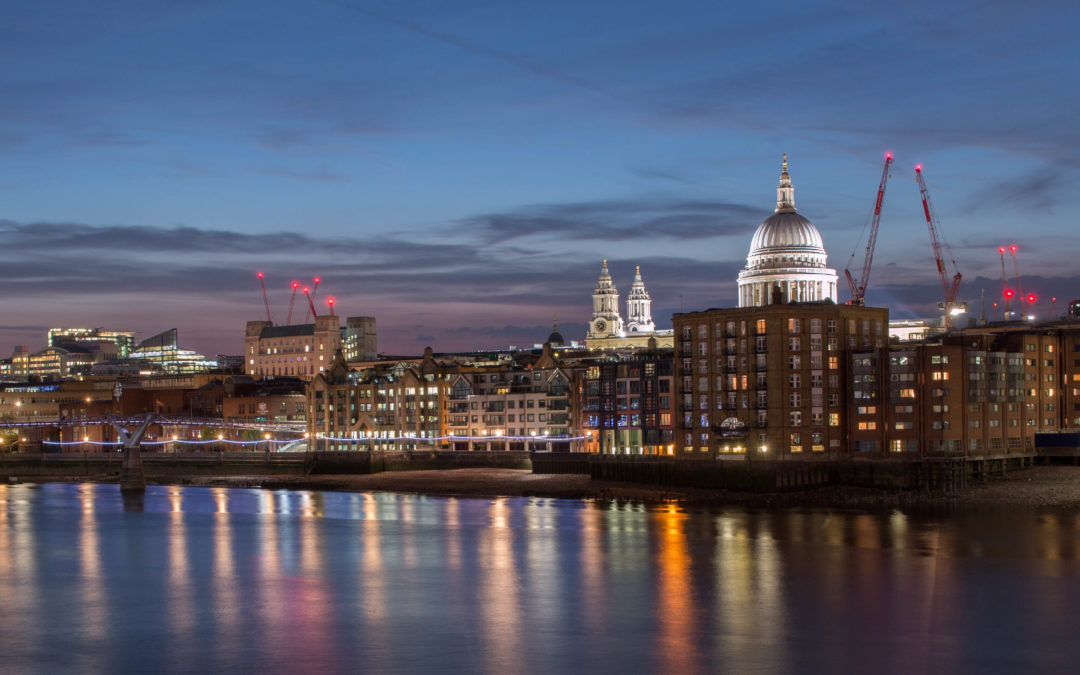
[141,465,1080,510]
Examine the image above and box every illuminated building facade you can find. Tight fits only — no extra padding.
[48,327,136,358]
[737,155,839,307]
[850,335,1034,456]
[576,349,675,454]
[585,261,674,350]
[446,346,574,451]
[307,348,453,451]
[1,346,31,381]
[128,329,217,374]
[343,316,378,362]
[28,342,118,380]
[246,316,342,379]
[674,303,887,457]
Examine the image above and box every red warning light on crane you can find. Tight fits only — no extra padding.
[302,286,310,294]
[1027,294,1037,304]
[291,281,299,289]
[1010,245,1017,253]
[885,152,892,159]
[257,272,264,279]
[1004,289,1015,299]
[915,164,922,172]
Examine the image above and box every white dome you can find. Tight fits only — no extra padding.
[749,211,825,256]
[737,155,839,308]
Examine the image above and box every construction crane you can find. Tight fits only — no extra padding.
[286,281,300,325]
[998,247,1010,319]
[844,152,893,306]
[305,276,322,322]
[914,164,964,328]
[256,272,274,325]
[302,285,318,319]
[1009,245,1025,316]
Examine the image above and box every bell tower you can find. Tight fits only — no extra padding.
[588,259,624,338]
[625,265,655,332]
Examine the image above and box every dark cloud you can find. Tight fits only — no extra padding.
[967,167,1065,213]
[0,220,329,255]
[0,325,50,333]
[631,167,700,186]
[459,198,763,244]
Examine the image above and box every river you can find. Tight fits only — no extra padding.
[0,482,1077,673]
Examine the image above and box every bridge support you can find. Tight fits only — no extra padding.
[113,414,155,493]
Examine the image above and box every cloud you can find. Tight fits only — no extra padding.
[72,131,146,147]
[631,167,700,186]
[0,220,331,255]
[258,166,352,183]
[967,166,1065,213]
[328,1,613,98]
[0,324,50,333]
[459,198,763,244]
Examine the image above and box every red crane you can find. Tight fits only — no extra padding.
[286,280,300,325]
[256,272,274,325]
[303,286,318,319]
[844,152,893,306]
[1009,245,1025,315]
[914,164,963,326]
[305,276,322,322]
[998,247,1010,319]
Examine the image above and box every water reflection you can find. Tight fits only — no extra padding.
[480,498,522,674]
[77,484,108,672]
[654,505,699,673]
[211,488,240,666]
[0,484,1079,674]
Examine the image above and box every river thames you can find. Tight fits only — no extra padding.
[1,482,1077,674]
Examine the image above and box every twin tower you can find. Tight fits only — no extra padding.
[587,260,655,339]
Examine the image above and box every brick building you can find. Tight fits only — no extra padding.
[673,303,887,458]
[576,348,675,454]
[447,345,574,451]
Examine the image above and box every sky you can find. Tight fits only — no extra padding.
[2,0,1079,357]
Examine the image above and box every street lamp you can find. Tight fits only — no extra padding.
[264,432,272,455]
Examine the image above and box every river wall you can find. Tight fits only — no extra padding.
[0,449,532,481]
[531,452,1037,492]
[0,450,1036,493]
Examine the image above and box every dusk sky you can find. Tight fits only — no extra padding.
[2,0,1078,357]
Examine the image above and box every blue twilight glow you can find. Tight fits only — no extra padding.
[2,1,1078,354]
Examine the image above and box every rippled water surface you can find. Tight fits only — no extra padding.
[1,482,1078,674]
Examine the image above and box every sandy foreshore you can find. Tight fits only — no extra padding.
[137,465,1080,510]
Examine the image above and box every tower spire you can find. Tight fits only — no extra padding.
[776,153,796,213]
[589,258,623,338]
[626,264,655,333]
